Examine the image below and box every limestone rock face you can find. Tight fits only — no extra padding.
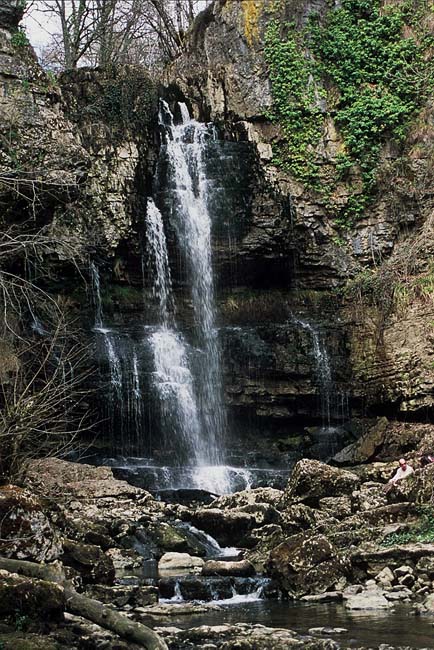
[267,531,349,597]
[0,485,61,562]
[283,459,360,507]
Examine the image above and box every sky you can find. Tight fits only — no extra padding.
[22,3,60,52]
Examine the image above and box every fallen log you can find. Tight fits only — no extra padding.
[0,557,168,650]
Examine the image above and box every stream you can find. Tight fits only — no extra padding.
[145,601,433,648]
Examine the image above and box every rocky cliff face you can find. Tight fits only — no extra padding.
[167,0,434,429]
[1,0,433,462]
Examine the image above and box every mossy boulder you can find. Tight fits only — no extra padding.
[0,570,65,622]
[266,531,350,597]
[283,459,360,507]
[61,539,115,585]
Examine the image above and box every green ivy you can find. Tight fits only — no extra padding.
[264,0,431,229]
[382,506,434,546]
[10,28,29,48]
[264,20,323,186]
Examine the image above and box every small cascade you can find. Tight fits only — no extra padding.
[145,197,174,324]
[295,318,333,426]
[295,317,350,457]
[90,263,147,454]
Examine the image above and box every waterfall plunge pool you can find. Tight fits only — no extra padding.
[102,457,290,495]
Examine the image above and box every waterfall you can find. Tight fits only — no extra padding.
[158,100,227,464]
[142,101,229,492]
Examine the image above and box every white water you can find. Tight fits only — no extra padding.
[150,327,205,464]
[160,100,227,468]
[145,198,173,324]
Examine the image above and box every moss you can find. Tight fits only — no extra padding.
[241,0,262,45]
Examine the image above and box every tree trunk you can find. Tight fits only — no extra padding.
[0,557,168,650]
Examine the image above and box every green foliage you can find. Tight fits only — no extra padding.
[264,20,323,186]
[10,28,29,48]
[382,507,434,546]
[264,0,431,229]
[14,612,29,632]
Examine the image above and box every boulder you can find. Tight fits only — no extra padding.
[158,552,204,575]
[0,485,61,562]
[0,569,65,621]
[375,567,395,587]
[333,417,389,464]
[188,508,256,547]
[62,539,115,585]
[86,584,158,607]
[202,560,255,577]
[416,556,434,576]
[266,532,349,597]
[26,457,151,502]
[146,522,209,556]
[353,482,388,512]
[156,622,342,649]
[282,460,360,507]
[210,488,284,510]
[318,496,352,519]
[345,589,391,610]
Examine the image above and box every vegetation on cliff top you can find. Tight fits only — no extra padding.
[264,0,433,228]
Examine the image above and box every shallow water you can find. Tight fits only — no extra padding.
[147,601,434,648]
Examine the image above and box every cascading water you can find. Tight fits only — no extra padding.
[295,317,350,456]
[144,105,231,493]
[295,318,333,426]
[90,262,145,454]
[158,101,227,467]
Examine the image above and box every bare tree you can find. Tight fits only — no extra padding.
[27,0,212,70]
[0,227,93,484]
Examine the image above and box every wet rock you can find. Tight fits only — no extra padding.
[283,460,360,507]
[267,532,349,597]
[308,627,348,635]
[202,559,255,577]
[0,569,65,621]
[159,575,233,602]
[62,539,115,585]
[189,508,256,547]
[0,485,61,562]
[147,521,208,556]
[86,584,158,607]
[345,589,392,610]
[158,552,204,575]
[156,622,341,649]
[301,591,343,603]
